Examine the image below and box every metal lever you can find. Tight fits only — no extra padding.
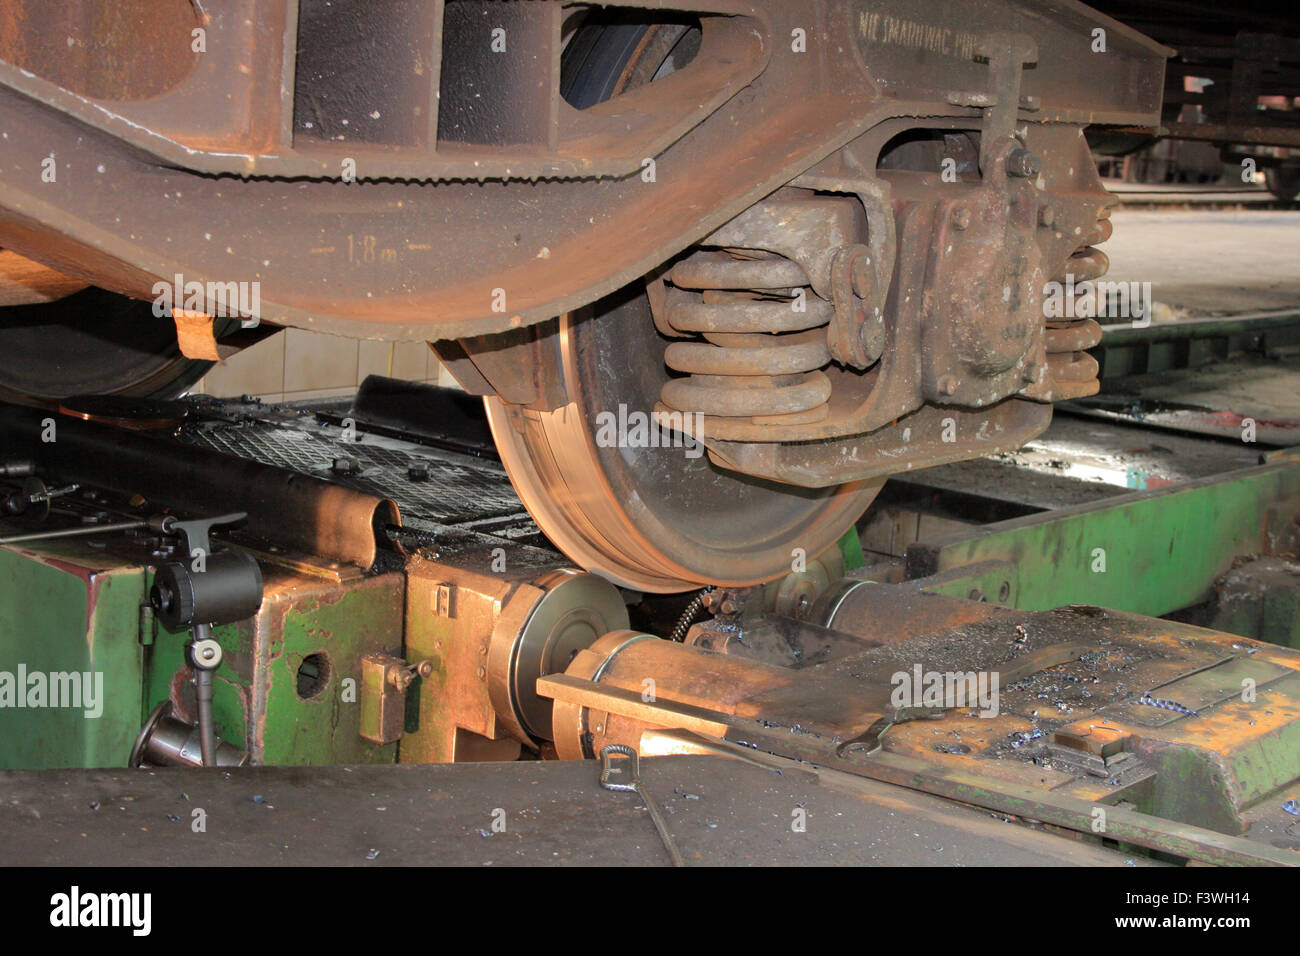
[975,32,1040,177]
[167,512,248,557]
[599,744,684,867]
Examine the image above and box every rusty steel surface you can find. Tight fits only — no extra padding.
[450,2,1165,589]
[540,591,1300,865]
[0,0,1168,340]
[0,249,86,306]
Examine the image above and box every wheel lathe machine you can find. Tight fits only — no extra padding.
[0,0,1297,867]
[0,384,1296,867]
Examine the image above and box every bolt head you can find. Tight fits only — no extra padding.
[1007,149,1040,178]
[950,205,972,230]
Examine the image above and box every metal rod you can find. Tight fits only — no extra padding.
[192,623,218,768]
[0,519,146,544]
[195,669,216,767]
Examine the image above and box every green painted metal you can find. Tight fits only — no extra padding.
[908,458,1300,619]
[0,537,410,769]
[1091,310,1300,379]
[0,545,146,769]
[1226,672,1300,809]
[1209,558,1300,650]
[838,525,866,572]
[261,572,404,765]
[144,567,405,766]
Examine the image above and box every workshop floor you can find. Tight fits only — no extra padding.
[1105,208,1300,315]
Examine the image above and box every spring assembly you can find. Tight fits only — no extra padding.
[659,248,833,422]
[669,585,715,642]
[1043,213,1111,399]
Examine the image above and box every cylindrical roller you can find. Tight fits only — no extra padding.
[0,402,399,569]
[128,700,248,768]
[816,577,1004,641]
[550,630,796,760]
[548,628,884,760]
[487,568,629,744]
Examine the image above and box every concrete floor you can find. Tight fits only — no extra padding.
[0,757,1151,866]
[1104,209,1300,315]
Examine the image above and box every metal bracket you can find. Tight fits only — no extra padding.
[974,32,1040,177]
[166,511,248,557]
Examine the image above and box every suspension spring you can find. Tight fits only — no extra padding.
[659,248,833,423]
[1044,213,1111,399]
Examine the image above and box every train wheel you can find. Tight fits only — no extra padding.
[0,286,212,403]
[486,291,880,593]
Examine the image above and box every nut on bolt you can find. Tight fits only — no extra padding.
[191,638,223,670]
[1007,148,1040,178]
[950,205,972,230]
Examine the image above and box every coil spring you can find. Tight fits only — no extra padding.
[1044,214,1111,398]
[659,249,833,422]
[669,585,715,642]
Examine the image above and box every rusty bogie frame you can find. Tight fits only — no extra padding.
[0,0,1168,488]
